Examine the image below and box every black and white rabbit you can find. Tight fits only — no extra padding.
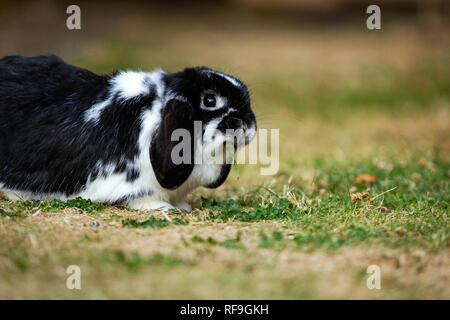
[0,55,256,211]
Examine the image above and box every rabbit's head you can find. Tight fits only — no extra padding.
[150,67,256,190]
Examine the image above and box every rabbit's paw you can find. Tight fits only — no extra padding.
[127,199,174,211]
[174,201,192,212]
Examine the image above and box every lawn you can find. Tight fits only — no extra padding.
[0,3,449,299]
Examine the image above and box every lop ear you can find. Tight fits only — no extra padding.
[150,98,195,189]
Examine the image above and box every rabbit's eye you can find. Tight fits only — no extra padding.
[203,94,216,108]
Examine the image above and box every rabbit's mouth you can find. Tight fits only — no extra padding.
[199,112,257,163]
[223,126,255,149]
[225,121,257,149]
[218,113,257,147]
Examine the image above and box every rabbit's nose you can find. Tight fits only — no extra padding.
[226,117,244,129]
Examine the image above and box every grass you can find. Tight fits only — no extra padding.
[17,198,106,214]
[198,155,448,250]
[122,216,188,228]
[0,3,449,299]
[0,152,448,298]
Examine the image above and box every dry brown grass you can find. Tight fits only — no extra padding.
[1,199,449,299]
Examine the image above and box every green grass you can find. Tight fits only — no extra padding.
[15,197,105,214]
[122,216,188,228]
[199,154,448,250]
[0,204,26,220]
[105,251,190,270]
[192,231,244,250]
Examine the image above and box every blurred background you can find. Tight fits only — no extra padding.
[0,0,449,180]
[0,0,449,300]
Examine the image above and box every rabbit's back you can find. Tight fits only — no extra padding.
[0,55,107,112]
[0,55,108,134]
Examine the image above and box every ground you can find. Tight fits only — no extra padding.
[0,2,449,299]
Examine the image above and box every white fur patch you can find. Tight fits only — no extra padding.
[76,162,132,202]
[111,71,151,100]
[165,92,189,104]
[84,98,112,124]
[209,70,241,88]
[84,70,164,124]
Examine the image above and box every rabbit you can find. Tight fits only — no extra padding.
[0,55,257,211]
